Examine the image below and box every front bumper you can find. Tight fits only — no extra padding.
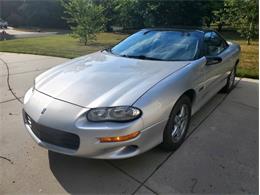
[23,89,166,159]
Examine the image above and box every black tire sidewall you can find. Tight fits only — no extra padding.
[226,65,237,92]
[161,95,191,151]
[229,66,236,87]
[221,65,237,93]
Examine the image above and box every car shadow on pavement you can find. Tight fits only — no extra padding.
[48,151,128,194]
[48,147,169,194]
[48,81,243,194]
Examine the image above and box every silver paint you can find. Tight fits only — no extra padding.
[23,41,240,159]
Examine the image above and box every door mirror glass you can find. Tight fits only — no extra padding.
[206,56,222,65]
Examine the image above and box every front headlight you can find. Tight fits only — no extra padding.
[32,79,36,91]
[23,88,34,104]
[87,106,142,122]
[24,80,36,104]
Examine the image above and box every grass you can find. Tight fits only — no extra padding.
[222,32,259,79]
[0,33,128,58]
[0,31,258,78]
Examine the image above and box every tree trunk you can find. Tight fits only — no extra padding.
[84,37,88,46]
[217,23,223,32]
[247,22,253,45]
[247,37,251,45]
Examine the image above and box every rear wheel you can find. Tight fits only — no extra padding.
[160,95,191,151]
[222,65,237,93]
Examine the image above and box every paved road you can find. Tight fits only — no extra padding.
[0,52,258,194]
[2,27,62,39]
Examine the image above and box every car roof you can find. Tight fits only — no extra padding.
[141,27,213,33]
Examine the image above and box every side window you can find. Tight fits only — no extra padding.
[204,32,227,56]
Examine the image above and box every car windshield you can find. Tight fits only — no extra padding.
[110,30,201,61]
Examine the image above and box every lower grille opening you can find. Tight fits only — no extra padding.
[24,112,80,150]
[118,145,139,155]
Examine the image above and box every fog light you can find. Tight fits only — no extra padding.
[26,114,32,126]
[99,131,140,143]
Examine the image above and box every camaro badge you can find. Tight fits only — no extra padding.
[41,108,47,115]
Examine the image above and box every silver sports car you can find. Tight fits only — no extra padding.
[23,28,240,159]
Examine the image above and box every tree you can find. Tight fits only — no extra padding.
[110,0,220,29]
[1,0,67,28]
[201,0,224,28]
[61,0,105,45]
[97,0,116,32]
[113,0,142,29]
[216,0,258,44]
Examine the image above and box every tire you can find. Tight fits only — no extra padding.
[160,95,191,151]
[222,65,237,93]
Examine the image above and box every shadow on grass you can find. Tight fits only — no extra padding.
[221,31,258,42]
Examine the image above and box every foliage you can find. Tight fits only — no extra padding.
[202,0,224,28]
[61,0,105,45]
[98,0,116,31]
[0,32,258,78]
[113,0,140,29]
[214,0,258,44]
[0,33,127,58]
[1,0,67,28]
[105,0,223,29]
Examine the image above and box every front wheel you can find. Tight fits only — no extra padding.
[160,95,191,151]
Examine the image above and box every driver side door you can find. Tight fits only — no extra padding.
[201,31,231,102]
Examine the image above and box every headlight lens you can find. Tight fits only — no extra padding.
[32,79,36,91]
[87,106,142,122]
[23,87,34,104]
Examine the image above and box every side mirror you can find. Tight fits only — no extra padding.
[206,56,222,65]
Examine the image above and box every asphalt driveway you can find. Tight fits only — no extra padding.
[2,27,62,40]
[0,52,258,194]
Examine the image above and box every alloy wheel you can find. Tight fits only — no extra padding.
[171,104,189,142]
[229,68,235,89]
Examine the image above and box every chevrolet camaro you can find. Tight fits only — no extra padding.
[23,28,240,159]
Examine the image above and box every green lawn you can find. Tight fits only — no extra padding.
[0,32,258,78]
[0,33,127,58]
[222,32,259,79]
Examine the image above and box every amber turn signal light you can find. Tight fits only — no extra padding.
[99,131,140,143]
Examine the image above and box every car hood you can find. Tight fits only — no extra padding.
[35,51,190,108]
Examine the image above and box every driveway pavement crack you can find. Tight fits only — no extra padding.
[0,156,14,164]
[105,160,157,194]
[106,160,143,184]
[131,78,242,195]
[0,57,23,104]
[0,56,58,64]
[1,68,47,77]
[0,96,23,104]
[190,178,198,193]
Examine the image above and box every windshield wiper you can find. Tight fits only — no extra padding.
[120,54,164,61]
[102,47,112,53]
